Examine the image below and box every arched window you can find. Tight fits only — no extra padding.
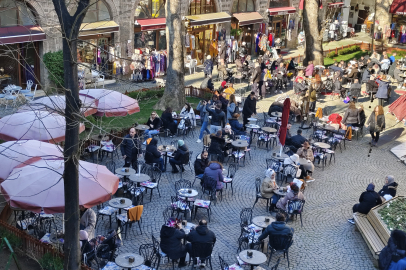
[0,0,37,27]
[189,0,215,15]
[135,0,165,18]
[82,0,110,23]
[232,0,255,13]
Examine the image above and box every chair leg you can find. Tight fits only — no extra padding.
[109,215,112,228]
[150,189,153,202]
[138,220,142,234]
[193,207,198,220]
[300,213,303,227]
[253,197,259,208]
[267,250,274,266]
[207,208,210,222]
[287,250,290,267]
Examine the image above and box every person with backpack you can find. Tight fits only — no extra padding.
[379,230,406,270]
[206,102,226,135]
[196,100,210,143]
[169,140,190,174]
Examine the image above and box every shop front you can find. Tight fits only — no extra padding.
[185,12,232,65]
[77,21,119,75]
[232,12,264,54]
[267,7,296,48]
[390,0,406,45]
[134,18,167,51]
[0,25,45,88]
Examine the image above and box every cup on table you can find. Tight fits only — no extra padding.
[120,199,125,204]
[182,220,187,226]
[265,217,270,222]
[188,189,192,194]
[128,256,135,263]
[272,152,276,157]
[247,251,253,258]
[125,168,129,172]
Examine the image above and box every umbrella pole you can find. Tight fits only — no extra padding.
[279,145,283,156]
[62,213,65,233]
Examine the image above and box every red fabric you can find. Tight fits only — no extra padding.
[299,0,304,10]
[389,95,406,121]
[268,33,273,47]
[328,113,343,124]
[221,81,227,87]
[390,0,406,14]
[278,98,291,146]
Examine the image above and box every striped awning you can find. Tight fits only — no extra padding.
[79,21,119,37]
[233,12,264,26]
[185,12,231,26]
[268,7,296,16]
[135,18,166,31]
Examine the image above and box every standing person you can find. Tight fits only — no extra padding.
[251,62,261,96]
[275,62,287,93]
[218,92,229,115]
[160,218,189,268]
[196,100,210,143]
[224,83,235,100]
[169,140,189,173]
[161,107,177,136]
[366,105,385,146]
[145,138,165,172]
[208,130,226,162]
[120,128,141,170]
[376,76,390,106]
[242,91,257,130]
[180,102,196,127]
[309,83,317,112]
[144,111,161,141]
[380,55,391,74]
[207,102,226,134]
[305,61,314,77]
[203,55,213,77]
[348,183,382,224]
[226,94,237,121]
[342,102,360,128]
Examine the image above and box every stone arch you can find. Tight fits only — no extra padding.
[100,0,119,20]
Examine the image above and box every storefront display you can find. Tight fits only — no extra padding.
[232,12,264,54]
[268,7,296,49]
[130,49,167,81]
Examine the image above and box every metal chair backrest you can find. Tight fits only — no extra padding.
[105,160,116,173]
[218,255,229,270]
[139,244,158,269]
[255,177,261,194]
[266,158,279,170]
[141,163,153,176]
[162,206,173,223]
[132,189,144,206]
[26,80,33,90]
[150,166,162,183]
[283,164,298,177]
[268,234,293,251]
[191,242,214,260]
[202,175,216,192]
[240,208,252,227]
[287,199,305,215]
[175,179,192,191]
[228,164,237,178]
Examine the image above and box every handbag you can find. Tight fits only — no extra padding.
[296,168,302,178]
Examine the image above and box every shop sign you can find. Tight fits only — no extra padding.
[396,12,406,15]
[278,11,288,15]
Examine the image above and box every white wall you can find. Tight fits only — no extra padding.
[349,0,375,27]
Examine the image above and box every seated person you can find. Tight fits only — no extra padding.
[348,183,382,224]
[257,212,294,243]
[194,151,209,180]
[208,130,226,161]
[144,111,161,139]
[276,183,305,211]
[296,141,315,180]
[145,138,165,172]
[378,175,398,199]
[161,107,177,136]
[361,68,371,83]
[204,161,224,191]
[284,123,293,146]
[185,219,216,258]
[169,140,189,173]
[80,230,93,256]
[80,205,96,239]
[222,124,235,140]
[289,129,307,151]
[160,218,189,268]
[349,79,361,101]
[261,169,279,212]
[224,83,236,100]
[284,154,313,181]
[380,230,406,270]
[180,103,196,127]
[229,113,246,136]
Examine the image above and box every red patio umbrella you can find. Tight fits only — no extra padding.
[389,94,406,122]
[278,98,290,155]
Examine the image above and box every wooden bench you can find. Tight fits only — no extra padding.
[353,212,386,260]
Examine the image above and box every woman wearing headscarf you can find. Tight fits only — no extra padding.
[379,230,406,270]
[260,169,279,212]
[378,175,398,199]
[283,154,312,180]
[348,183,382,224]
[160,217,189,268]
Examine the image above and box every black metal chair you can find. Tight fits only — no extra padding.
[175,179,195,206]
[116,205,143,239]
[218,255,229,270]
[282,164,298,183]
[267,234,293,268]
[286,199,305,227]
[270,257,281,270]
[188,242,214,270]
[223,164,236,195]
[170,196,190,220]
[139,243,159,270]
[239,208,252,239]
[194,176,216,222]
[162,206,173,224]
[140,166,162,201]
[252,177,270,212]
[105,160,116,173]
[151,234,172,270]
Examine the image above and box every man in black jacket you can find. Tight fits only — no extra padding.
[206,102,226,134]
[186,220,216,266]
[120,128,141,170]
[257,212,294,242]
[194,151,209,178]
[145,138,165,172]
[242,92,257,130]
[348,183,382,224]
[289,129,307,151]
[169,140,190,173]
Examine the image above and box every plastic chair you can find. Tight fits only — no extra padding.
[24,84,37,101]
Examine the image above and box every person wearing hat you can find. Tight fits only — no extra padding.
[348,183,382,224]
[378,175,398,199]
[160,217,189,267]
[260,169,279,211]
[204,55,213,77]
[169,140,190,173]
[229,113,246,135]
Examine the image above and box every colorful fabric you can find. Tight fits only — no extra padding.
[99,206,118,216]
[140,181,158,188]
[194,199,210,208]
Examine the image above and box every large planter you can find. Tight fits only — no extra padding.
[367,196,405,244]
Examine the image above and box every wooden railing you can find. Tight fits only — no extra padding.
[0,220,91,270]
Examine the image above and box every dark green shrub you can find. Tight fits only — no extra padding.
[43,51,64,88]
[326,51,337,58]
[39,253,63,270]
[0,228,22,248]
[84,115,97,130]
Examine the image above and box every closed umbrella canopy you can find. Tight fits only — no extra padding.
[0,140,63,182]
[18,95,99,117]
[0,111,85,143]
[278,98,291,146]
[79,89,140,117]
[1,159,119,214]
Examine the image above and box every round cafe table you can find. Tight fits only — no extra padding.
[261,127,277,133]
[135,124,149,131]
[109,197,132,215]
[115,168,136,176]
[158,145,177,167]
[274,189,288,196]
[314,142,331,149]
[245,124,260,129]
[129,173,150,185]
[252,215,275,229]
[115,253,144,270]
[239,250,267,270]
[178,188,198,198]
[232,140,248,148]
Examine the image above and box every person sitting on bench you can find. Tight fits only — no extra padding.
[348,183,382,224]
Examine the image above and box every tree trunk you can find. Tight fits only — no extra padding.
[303,0,324,65]
[154,0,185,111]
[51,1,89,269]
